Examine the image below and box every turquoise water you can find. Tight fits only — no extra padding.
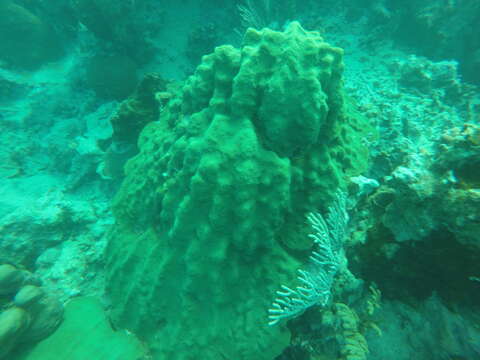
[0,1,479,359]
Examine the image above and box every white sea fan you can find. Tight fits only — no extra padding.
[268,191,348,326]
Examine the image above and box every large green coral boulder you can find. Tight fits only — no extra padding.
[105,22,370,359]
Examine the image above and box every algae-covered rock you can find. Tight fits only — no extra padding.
[14,285,45,308]
[0,264,25,296]
[14,285,63,343]
[17,297,147,360]
[0,265,63,359]
[105,22,371,359]
[0,307,30,359]
[109,73,168,146]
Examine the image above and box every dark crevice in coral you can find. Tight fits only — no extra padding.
[453,159,480,189]
[351,226,480,308]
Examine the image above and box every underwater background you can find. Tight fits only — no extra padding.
[0,0,479,359]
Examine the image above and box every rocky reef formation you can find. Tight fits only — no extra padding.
[109,73,170,147]
[105,22,372,359]
[391,0,480,85]
[357,0,480,85]
[343,53,480,360]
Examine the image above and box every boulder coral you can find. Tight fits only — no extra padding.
[105,22,371,359]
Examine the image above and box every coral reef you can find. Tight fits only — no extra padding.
[350,120,480,331]
[1,1,478,359]
[96,73,172,181]
[366,294,480,360]
[105,22,371,359]
[372,122,480,248]
[0,188,109,271]
[280,261,381,360]
[392,55,465,103]
[109,73,170,146]
[268,192,348,326]
[331,0,480,85]
[391,0,480,85]
[349,119,480,314]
